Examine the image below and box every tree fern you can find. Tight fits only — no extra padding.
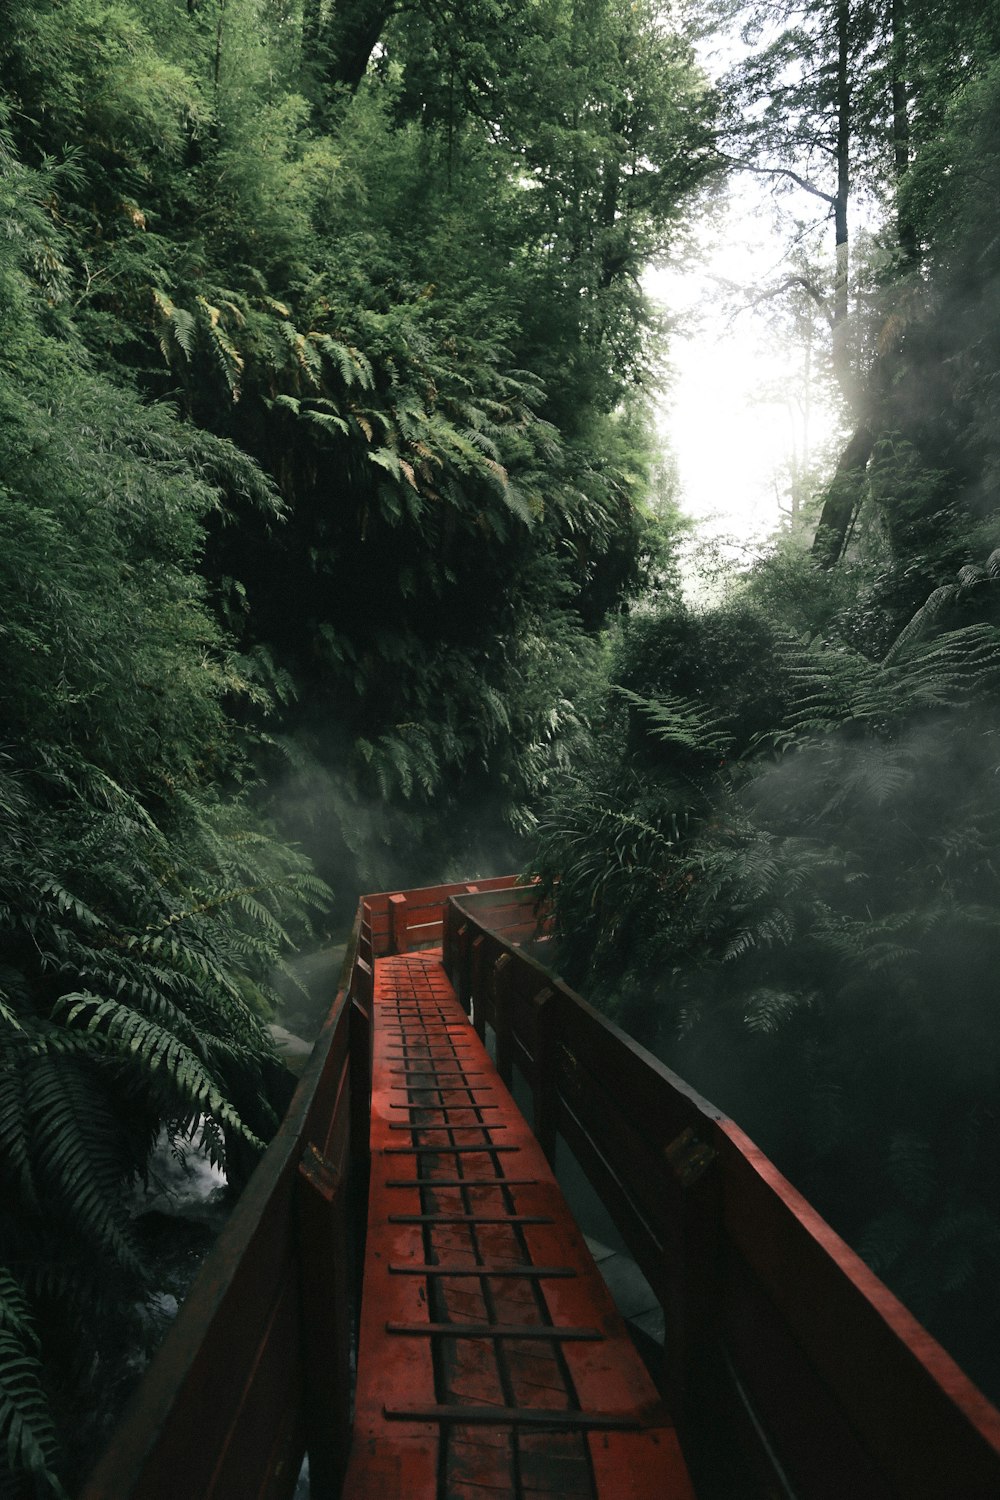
[882,547,1000,662]
[775,622,1000,736]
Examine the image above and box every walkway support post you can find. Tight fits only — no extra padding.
[388,893,408,955]
[349,974,373,1258]
[493,953,513,1087]
[471,936,487,1042]
[296,1142,351,1498]
[532,987,557,1166]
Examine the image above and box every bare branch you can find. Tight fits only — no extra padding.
[747,275,835,328]
[720,154,837,207]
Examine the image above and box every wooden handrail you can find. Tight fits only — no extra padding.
[443,888,1000,1500]
[365,875,520,957]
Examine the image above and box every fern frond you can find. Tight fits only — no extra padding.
[780,624,1000,733]
[311,334,373,389]
[0,1065,40,1210]
[52,996,262,1152]
[741,986,812,1034]
[152,290,195,361]
[812,742,912,816]
[369,446,401,480]
[24,1054,144,1278]
[199,305,245,398]
[277,320,321,387]
[0,1305,65,1498]
[304,409,350,437]
[615,686,733,756]
[33,879,104,933]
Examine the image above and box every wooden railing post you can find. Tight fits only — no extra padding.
[442,900,456,980]
[351,953,373,1013]
[358,900,374,969]
[470,936,487,1041]
[658,1128,720,1427]
[349,958,374,1255]
[387,893,408,955]
[444,888,481,1005]
[455,923,471,1013]
[493,953,512,1086]
[297,1142,351,1499]
[532,987,557,1166]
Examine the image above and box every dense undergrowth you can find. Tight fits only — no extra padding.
[533,187,1000,1403]
[0,147,330,1495]
[534,543,1000,1399]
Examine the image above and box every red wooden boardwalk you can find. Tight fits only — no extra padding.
[78,879,1000,1500]
[342,951,694,1498]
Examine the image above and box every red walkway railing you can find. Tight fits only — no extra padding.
[443,885,1000,1499]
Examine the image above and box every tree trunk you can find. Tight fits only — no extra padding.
[811,419,876,566]
[832,0,852,404]
[321,0,395,93]
[891,0,918,261]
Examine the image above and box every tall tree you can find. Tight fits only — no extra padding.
[718,0,946,561]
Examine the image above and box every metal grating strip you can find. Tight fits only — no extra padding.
[384,1404,644,1429]
[386,1323,603,1341]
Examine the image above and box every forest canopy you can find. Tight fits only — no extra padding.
[4,0,1000,1490]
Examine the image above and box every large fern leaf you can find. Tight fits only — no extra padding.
[0,1273,65,1498]
[616,686,733,755]
[52,997,263,1154]
[23,1053,144,1278]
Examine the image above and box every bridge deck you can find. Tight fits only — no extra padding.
[342,952,694,1498]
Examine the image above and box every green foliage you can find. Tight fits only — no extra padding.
[0,1270,65,1500]
[533,534,1000,1396]
[536,0,1000,1412]
[615,686,733,757]
[0,131,328,1491]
